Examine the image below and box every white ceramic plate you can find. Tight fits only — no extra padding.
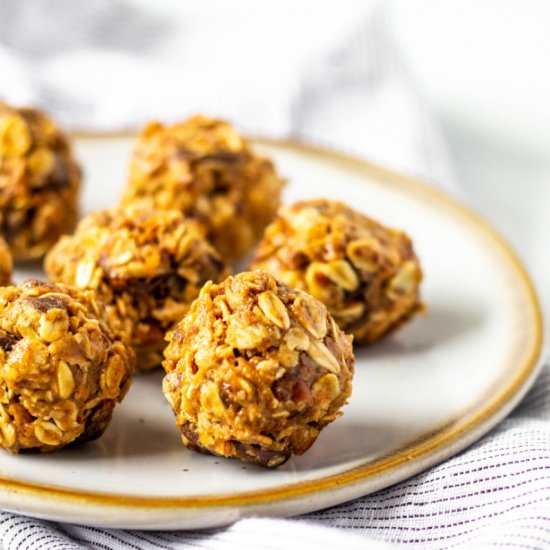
[2,137,543,530]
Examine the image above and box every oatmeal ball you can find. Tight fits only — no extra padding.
[45,206,230,371]
[0,103,81,260]
[250,199,423,344]
[163,270,354,467]
[121,115,285,261]
[0,237,13,286]
[0,280,134,453]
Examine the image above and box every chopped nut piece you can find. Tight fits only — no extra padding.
[0,103,81,260]
[284,327,309,351]
[312,373,341,407]
[200,381,227,416]
[163,270,354,467]
[45,206,229,370]
[121,115,285,261]
[0,280,134,453]
[251,199,423,343]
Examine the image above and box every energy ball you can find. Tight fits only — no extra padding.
[0,280,134,453]
[0,103,81,260]
[45,206,230,371]
[0,236,13,286]
[250,199,423,344]
[121,115,285,261]
[162,270,354,467]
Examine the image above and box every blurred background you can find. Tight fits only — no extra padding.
[1,0,549,318]
[388,0,550,321]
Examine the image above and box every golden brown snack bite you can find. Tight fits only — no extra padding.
[0,102,81,260]
[250,199,423,344]
[0,280,133,453]
[162,270,354,467]
[121,115,285,261]
[0,236,13,286]
[45,206,230,371]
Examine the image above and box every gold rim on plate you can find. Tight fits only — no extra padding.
[0,137,544,511]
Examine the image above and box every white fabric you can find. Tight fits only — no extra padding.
[0,1,548,549]
[0,0,455,192]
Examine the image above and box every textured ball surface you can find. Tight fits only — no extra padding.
[0,280,134,453]
[121,115,285,261]
[250,199,423,344]
[163,270,354,467]
[0,102,81,260]
[45,206,229,370]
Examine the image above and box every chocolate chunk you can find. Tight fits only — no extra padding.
[23,295,68,313]
[0,329,16,351]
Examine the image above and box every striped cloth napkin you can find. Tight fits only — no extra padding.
[0,1,548,549]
